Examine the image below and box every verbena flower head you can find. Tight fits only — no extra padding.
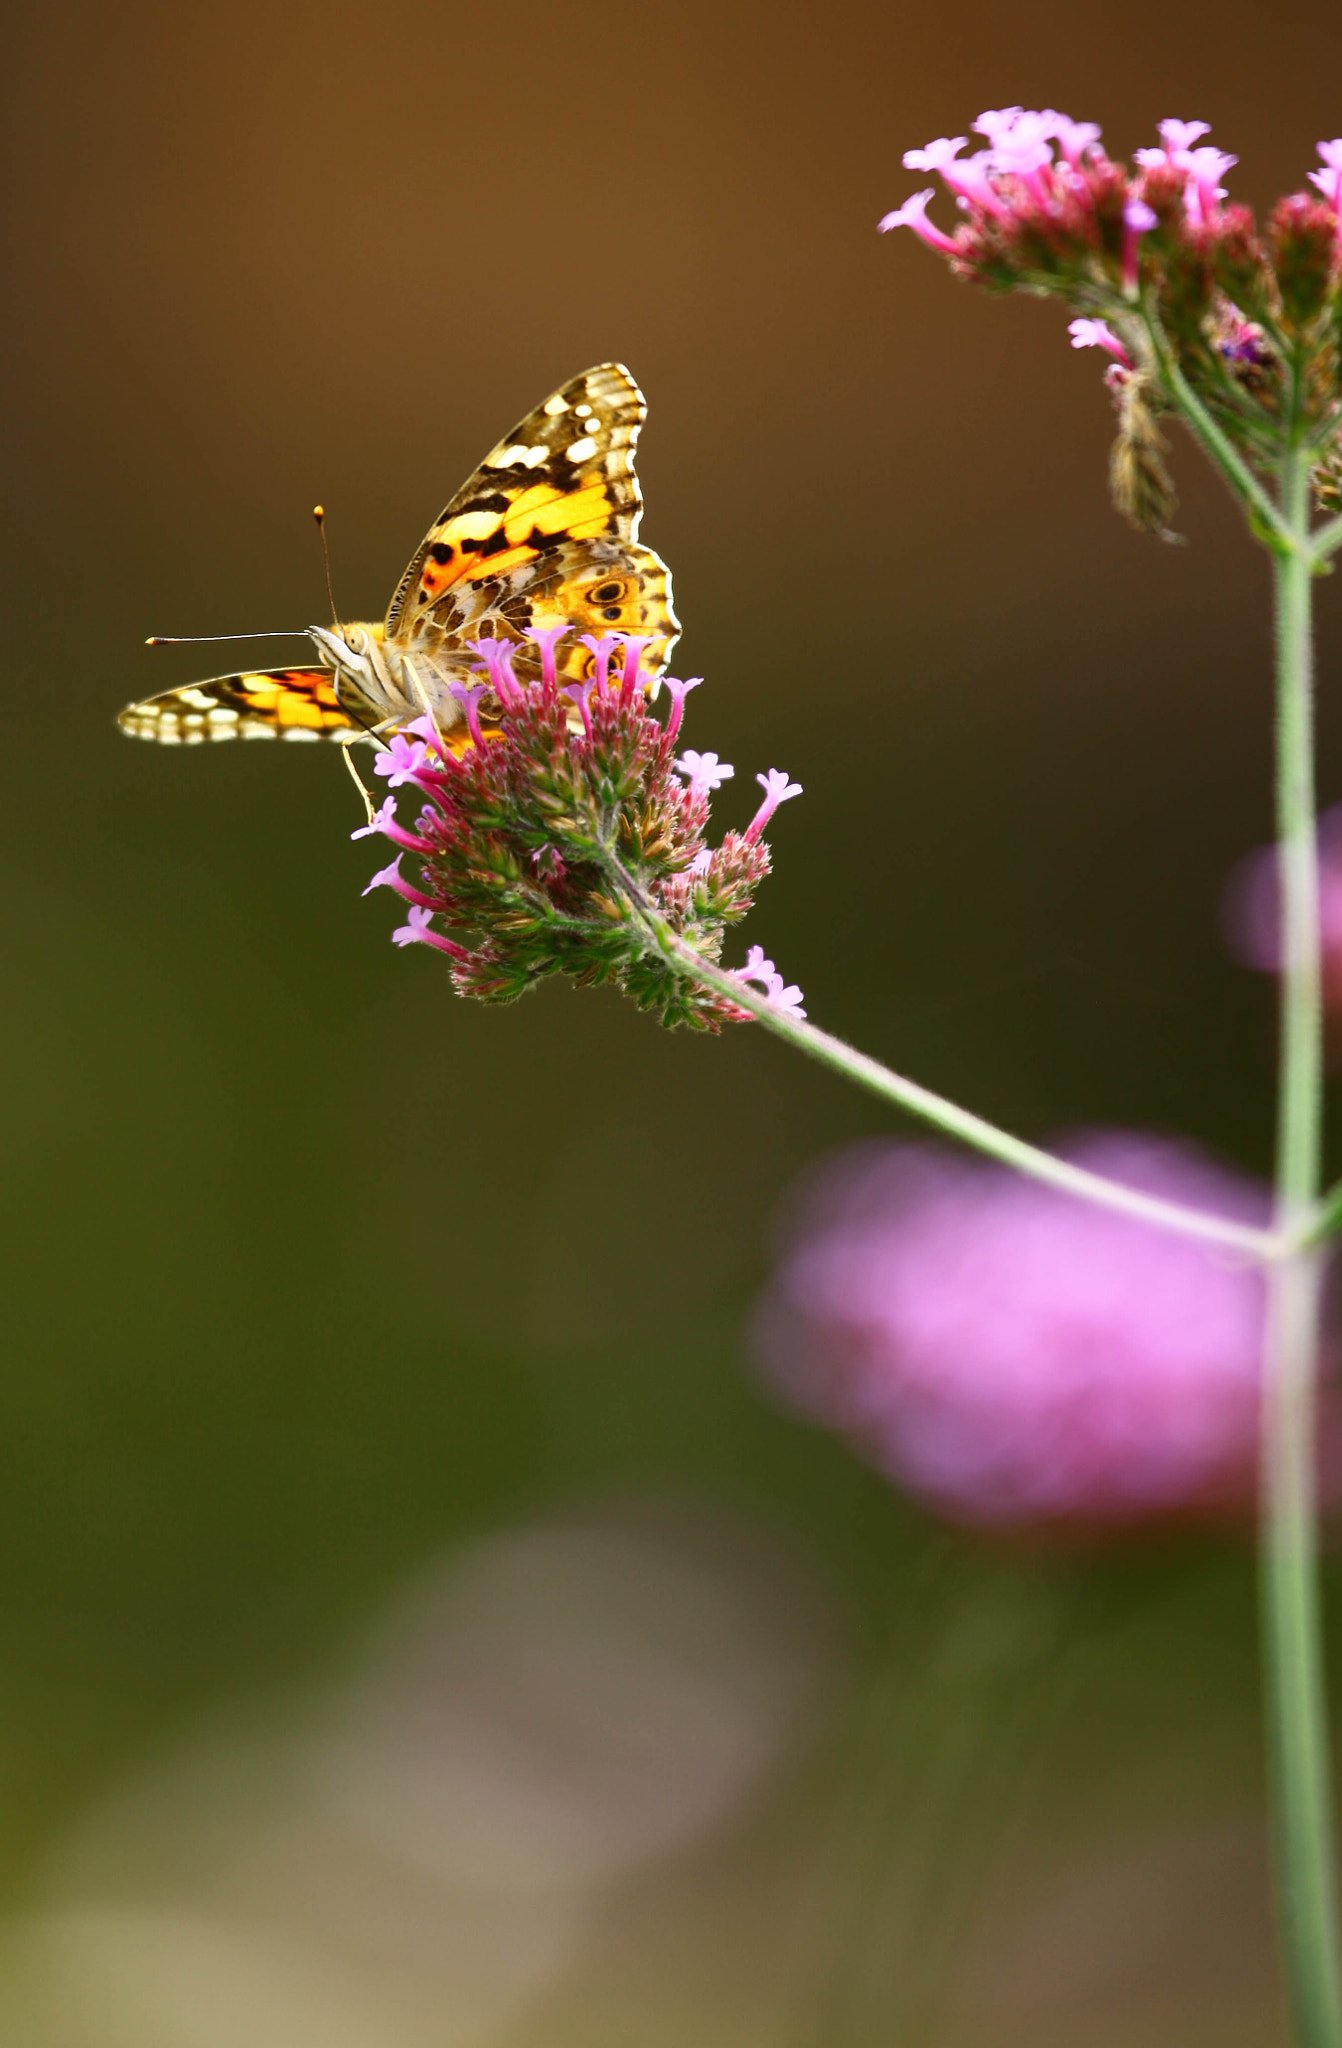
[354,627,803,1030]
[882,116,1342,531]
[752,1134,1274,1530]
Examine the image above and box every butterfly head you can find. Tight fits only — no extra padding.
[310,620,376,673]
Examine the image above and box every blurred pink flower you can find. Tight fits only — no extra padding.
[751,1134,1274,1531]
[1223,805,1342,1022]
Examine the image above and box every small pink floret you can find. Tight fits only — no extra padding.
[1068,318,1134,370]
[578,633,620,694]
[1049,114,1102,166]
[448,681,489,748]
[402,713,449,760]
[561,678,597,740]
[987,117,1054,180]
[878,190,959,255]
[373,734,431,788]
[902,136,966,173]
[362,854,404,898]
[972,107,1024,142]
[1157,117,1211,155]
[392,904,436,947]
[351,797,398,841]
[662,676,702,746]
[1122,198,1158,291]
[674,749,735,796]
[1183,145,1236,222]
[746,767,803,843]
[736,944,807,1020]
[1309,144,1342,216]
[616,633,655,704]
[525,622,569,686]
[472,636,522,707]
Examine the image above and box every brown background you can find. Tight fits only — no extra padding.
[5,0,1342,2040]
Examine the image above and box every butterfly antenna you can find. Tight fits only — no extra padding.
[146,630,311,646]
[314,505,339,626]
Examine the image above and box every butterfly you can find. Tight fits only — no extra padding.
[119,363,680,749]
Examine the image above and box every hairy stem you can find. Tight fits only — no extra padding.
[1261,445,1342,2048]
[1140,310,1298,554]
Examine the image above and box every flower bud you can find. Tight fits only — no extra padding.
[1268,193,1341,330]
[1209,203,1275,319]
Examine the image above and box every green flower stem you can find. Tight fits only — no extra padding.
[1144,322,1299,556]
[1260,444,1342,2048]
[622,901,1276,1259]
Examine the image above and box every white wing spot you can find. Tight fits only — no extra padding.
[566,437,598,463]
[543,394,569,415]
[575,403,593,417]
[491,442,553,470]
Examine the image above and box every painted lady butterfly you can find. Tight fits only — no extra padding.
[119,363,680,748]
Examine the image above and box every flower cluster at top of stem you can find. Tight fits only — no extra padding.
[882,113,1342,534]
[354,626,804,1030]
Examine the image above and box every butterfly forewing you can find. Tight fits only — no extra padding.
[117,668,359,744]
[384,363,649,638]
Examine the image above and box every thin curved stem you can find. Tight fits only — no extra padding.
[1314,509,1342,561]
[616,896,1276,1259]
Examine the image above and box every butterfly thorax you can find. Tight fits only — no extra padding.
[308,620,473,739]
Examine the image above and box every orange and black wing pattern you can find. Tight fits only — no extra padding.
[384,363,649,639]
[118,667,359,744]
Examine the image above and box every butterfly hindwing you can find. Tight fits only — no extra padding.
[118,668,359,744]
[384,364,649,638]
[418,538,681,687]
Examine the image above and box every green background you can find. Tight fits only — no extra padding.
[5,0,1342,2038]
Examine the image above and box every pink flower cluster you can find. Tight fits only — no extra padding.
[882,107,1138,281]
[354,625,805,1029]
[881,109,1286,289]
[753,1133,1278,1531]
[881,112,1342,517]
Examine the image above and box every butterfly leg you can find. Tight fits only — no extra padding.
[339,735,378,825]
[405,660,453,755]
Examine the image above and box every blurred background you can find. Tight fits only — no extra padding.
[6,0,1342,2039]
